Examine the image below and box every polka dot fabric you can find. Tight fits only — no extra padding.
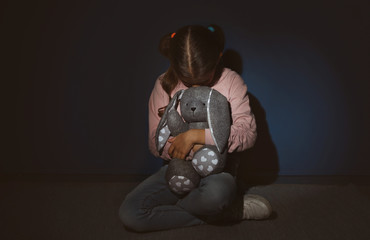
[192,146,222,177]
[157,125,170,150]
[168,175,195,194]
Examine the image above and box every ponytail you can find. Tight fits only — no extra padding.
[207,24,225,87]
[207,24,225,54]
[158,33,172,58]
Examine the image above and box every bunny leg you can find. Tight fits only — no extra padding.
[191,145,225,177]
[166,159,201,195]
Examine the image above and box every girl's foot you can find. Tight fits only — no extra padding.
[243,194,272,220]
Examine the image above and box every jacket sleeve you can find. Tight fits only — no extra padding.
[227,73,257,152]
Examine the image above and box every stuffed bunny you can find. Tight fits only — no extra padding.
[155,86,231,195]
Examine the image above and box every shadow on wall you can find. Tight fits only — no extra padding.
[223,49,279,191]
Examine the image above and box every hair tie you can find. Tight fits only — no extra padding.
[208,26,215,32]
[171,32,176,38]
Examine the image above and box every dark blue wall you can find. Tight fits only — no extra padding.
[2,0,370,175]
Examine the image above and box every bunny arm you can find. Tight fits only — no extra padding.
[167,109,189,136]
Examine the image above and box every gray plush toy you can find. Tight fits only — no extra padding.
[155,86,231,195]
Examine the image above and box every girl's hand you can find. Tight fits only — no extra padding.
[168,129,205,160]
[192,144,204,153]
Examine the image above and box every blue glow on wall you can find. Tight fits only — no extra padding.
[3,0,369,176]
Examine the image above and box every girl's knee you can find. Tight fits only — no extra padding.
[195,173,237,213]
[118,197,148,232]
[202,172,236,197]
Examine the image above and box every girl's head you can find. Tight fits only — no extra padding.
[159,25,225,96]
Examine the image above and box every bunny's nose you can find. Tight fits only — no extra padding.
[191,107,196,112]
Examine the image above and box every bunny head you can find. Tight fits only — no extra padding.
[180,87,209,123]
[156,86,231,154]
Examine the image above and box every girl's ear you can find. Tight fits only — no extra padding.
[207,89,231,153]
[155,90,184,154]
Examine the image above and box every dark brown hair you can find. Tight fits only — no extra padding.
[158,24,225,98]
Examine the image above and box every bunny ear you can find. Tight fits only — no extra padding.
[155,90,184,154]
[207,89,231,153]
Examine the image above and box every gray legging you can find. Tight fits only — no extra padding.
[119,165,237,232]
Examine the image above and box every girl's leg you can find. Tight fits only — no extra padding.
[118,165,204,232]
[177,172,238,222]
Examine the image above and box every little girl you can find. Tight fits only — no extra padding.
[119,24,272,232]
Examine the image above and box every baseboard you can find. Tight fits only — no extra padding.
[1,173,370,185]
[274,175,370,185]
[0,173,149,182]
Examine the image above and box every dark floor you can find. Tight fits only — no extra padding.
[1,174,370,240]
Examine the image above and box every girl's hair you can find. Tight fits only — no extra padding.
[158,24,225,97]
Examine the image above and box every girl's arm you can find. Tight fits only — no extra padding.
[167,129,205,160]
[226,73,257,152]
[203,71,257,152]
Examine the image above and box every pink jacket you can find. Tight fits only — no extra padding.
[148,68,257,160]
